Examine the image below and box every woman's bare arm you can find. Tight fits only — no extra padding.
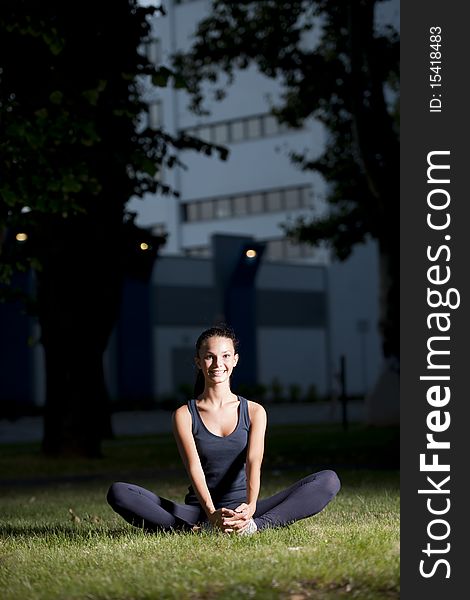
[226,401,267,530]
[245,401,267,510]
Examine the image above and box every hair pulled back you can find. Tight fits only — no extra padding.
[193,324,239,398]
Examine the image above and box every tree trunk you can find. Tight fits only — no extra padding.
[348,0,400,423]
[41,333,110,457]
[36,215,123,457]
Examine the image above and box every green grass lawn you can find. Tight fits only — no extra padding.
[0,424,399,599]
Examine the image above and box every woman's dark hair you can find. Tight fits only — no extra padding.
[193,324,239,398]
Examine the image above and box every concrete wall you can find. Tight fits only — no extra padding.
[327,238,383,397]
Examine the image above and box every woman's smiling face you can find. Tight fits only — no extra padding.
[195,336,239,385]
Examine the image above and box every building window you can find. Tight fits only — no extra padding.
[265,190,282,212]
[213,123,229,145]
[285,187,301,210]
[199,200,214,221]
[215,197,231,218]
[148,100,163,130]
[146,38,161,65]
[231,120,245,143]
[185,203,199,222]
[263,114,279,136]
[248,193,264,214]
[197,126,212,143]
[246,116,262,139]
[233,195,248,216]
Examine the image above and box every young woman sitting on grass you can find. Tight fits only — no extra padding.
[107,325,340,535]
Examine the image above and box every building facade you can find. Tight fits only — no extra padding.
[129,0,330,264]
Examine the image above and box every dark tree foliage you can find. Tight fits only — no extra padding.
[0,0,227,456]
[173,0,399,363]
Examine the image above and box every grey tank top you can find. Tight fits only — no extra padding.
[185,396,250,509]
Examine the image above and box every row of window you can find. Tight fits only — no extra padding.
[185,238,316,262]
[182,112,291,146]
[182,185,312,223]
[147,105,292,145]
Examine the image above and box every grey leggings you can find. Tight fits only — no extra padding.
[106,470,341,532]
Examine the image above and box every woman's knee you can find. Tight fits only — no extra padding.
[320,469,341,497]
[106,482,130,508]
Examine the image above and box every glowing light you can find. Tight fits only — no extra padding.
[140,242,149,251]
[245,249,257,259]
[16,233,28,242]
